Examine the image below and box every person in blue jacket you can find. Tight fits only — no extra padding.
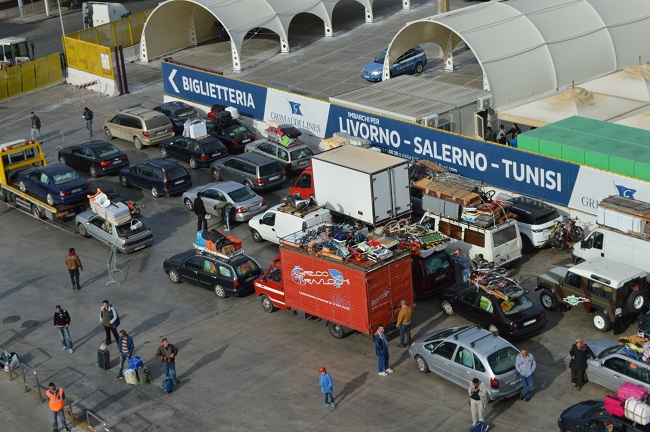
[374,324,393,376]
[115,329,134,380]
[319,367,336,409]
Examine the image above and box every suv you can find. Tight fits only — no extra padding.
[244,139,313,175]
[104,107,174,149]
[120,158,192,197]
[408,326,523,401]
[508,196,563,252]
[210,153,286,191]
[536,258,649,332]
[360,45,427,82]
[153,101,199,134]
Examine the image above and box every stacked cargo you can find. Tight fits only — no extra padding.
[597,196,650,237]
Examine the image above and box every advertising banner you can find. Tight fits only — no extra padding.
[264,89,330,138]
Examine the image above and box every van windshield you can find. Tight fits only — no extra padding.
[492,224,518,247]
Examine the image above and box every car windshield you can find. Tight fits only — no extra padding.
[227,186,256,202]
[234,258,260,278]
[96,145,120,158]
[501,295,535,316]
[290,147,313,160]
[52,170,80,185]
[487,347,518,374]
[174,107,197,119]
[202,140,225,153]
[421,252,452,276]
[225,123,249,137]
[259,162,282,177]
[166,166,188,181]
[116,221,146,237]
[374,51,386,63]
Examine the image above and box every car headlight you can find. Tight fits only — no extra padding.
[371,70,382,75]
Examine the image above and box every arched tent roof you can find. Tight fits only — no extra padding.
[387,0,650,108]
[140,0,378,71]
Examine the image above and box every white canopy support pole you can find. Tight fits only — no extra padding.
[231,42,241,72]
[445,32,454,71]
[403,0,411,10]
[365,7,373,23]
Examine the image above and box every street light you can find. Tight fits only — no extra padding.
[56,0,66,36]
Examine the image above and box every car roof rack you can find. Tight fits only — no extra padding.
[452,325,481,340]
[194,243,244,261]
[470,330,498,348]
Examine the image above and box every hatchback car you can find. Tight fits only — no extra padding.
[160,135,228,169]
[360,45,427,82]
[206,120,257,153]
[104,107,174,149]
[75,210,153,253]
[163,250,262,298]
[120,158,192,197]
[58,141,129,178]
[408,326,523,401]
[508,196,563,252]
[182,181,267,223]
[244,139,313,174]
[210,153,286,191]
[440,286,547,340]
[153,101,199,134]
[17,164,90,205]
[558,400,649,432]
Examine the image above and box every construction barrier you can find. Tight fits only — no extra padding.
[0,53,62,102]
[66,11,150,48]
[63,37,114,79]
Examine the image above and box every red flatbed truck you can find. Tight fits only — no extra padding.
[254,241,414,338]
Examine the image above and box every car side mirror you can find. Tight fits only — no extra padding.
[580,239,587,248]
[259,219,264,225]
[559,277,564,285]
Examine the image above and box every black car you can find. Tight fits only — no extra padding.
[159,136,228,169]
[153,101,199,134]
[558,399,650,431]
[440,286,546,340]
[57,141,128,178]
[120,158,192,198]
[206,120,257,153]
[163,250,262,298]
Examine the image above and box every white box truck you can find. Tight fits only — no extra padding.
[82,2,130,28]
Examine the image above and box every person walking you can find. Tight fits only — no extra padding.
[515,348,537,401]
[374,324,392,376]
[30,111,41,141]
[65,248,83,290]
[319,366,336,410]
[569,338,597,390]
[47,382,70,432]
[115,329,134,380]
[194,192,208,232]
[453,249,474,284]
[99,300,120,345]
[156,338,180,384]
[53,305,74,354]
[468,377,488,427]
[83,107,94,137]
[396,300,413,348]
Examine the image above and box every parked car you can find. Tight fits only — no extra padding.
[210,153,286,191]
[17,164,90,205]
[153,101,199,134]
[411,250,456,299]
[440,286,547,340]
[120,158,192,198]
[507,196,563,252]
[206,119,256,153]
[408,326,523,401]
[558,400,649,432]
[360,45,427,82]
[182,181,267,222]
[103,107,174,149]
[160,135,228,169]
[163,249,262,298]
[75,210,153,253]
[57,141,128,178]
[244,139,313,174]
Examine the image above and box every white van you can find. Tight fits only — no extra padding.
[572,227,650,273]
[248,203,332,244]
[419,212,522,267]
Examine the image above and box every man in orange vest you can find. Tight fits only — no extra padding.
[47,382,69,432]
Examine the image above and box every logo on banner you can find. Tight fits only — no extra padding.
[289,101,303,116]
[614,184,636,199]
[290,266,349,288]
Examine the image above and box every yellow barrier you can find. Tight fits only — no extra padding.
[0,54,62,102]
[66,11,151,49]
[62,37,114,79]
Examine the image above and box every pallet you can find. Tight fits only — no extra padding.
[412,178,483,206]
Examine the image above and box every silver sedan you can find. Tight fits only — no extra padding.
[182,181,267,222]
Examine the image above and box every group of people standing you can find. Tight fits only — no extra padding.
[485,123,521,146]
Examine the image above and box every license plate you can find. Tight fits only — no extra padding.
[156,130,167,136]
[71,188,82,193]
[212,153,221,157]
[507,378,521,386]
[175,180,185,185]
[269,175,279,181]
[251,203,261,210]
[242,139,251,144]
[133,244,146,251]
[113,159,121,164]
[523,319,536,326]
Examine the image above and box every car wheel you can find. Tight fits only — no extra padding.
[540,289,558,311]
[628,291,645,314]
[89,165,100,178]
[78,223,88,237]
[244,180,254,190]
[58,155,66,164]
[120,175,129,187]
[168,268,181,283]
[441,300,454,315]
[104,127,113,139]
[184,198,194,212]
[160,147,168,158]
[46,194,55,206]
[414,62,424,74]
[18,181,27,192]
[328,322,345,339]
[521,235,534,253]
[415,355,429,373]
[212,169,222,181]
[251,229,263,243]
[189,158,198,169]
[134,137,143,150]
[151,187,160,198]
[593,311,611,332]
[488,324,499,334]
[214,284,227,298]
[31,205,43,219]
[260,294,276,313]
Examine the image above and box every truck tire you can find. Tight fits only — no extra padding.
[251,230,263,243]
[540,289,558,311]
[628,291,645,314]
[260,295,276,313]
[31,205,43,219]
[415,355,429,373]
[521,235,534,253]
[441,300,454,315]
[328,322,345,339]
[593,311,611,332]
[78,223,88,237]
[0,188,7,202]
[214,284,227,298]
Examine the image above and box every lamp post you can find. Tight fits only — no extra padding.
[56,0,66,36]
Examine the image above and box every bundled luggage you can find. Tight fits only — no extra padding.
[124,368,139,385]
[618,381,648,401]
[128,356,144,371]
[195,229,242,257]
[138,366,152,384]
[88,189,132,225]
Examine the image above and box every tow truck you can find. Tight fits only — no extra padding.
[0,139,88,220]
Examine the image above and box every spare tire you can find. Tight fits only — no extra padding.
[628,291,645,314]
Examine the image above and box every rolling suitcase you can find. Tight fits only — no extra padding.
[618,381,648,401]
[161,375,174,394]
[124,368,139,385]
[97,349,110,370]
[626,397,650,425]
[604,395,625,417]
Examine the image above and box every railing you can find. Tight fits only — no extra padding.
[0,53,63,101]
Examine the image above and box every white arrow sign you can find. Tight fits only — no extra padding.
[168,69,179,93]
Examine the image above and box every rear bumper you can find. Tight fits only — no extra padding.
[162,181,193,196]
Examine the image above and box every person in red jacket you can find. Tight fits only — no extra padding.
[47,382,69,432]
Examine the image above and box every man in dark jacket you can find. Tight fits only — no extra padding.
[83,107,94,137]
[569,339,597,390]
[115,330,134,380]
[484,126,497,143]
[194,192,208,232]
[53,305,74,353]
[156,338,180,384]
[374,324,393,376]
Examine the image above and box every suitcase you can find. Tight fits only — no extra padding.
[618,381,648,401]
[469,421,489,432]
[215,111,232,126]
[626,397,650,425]
[137,366,151,384]
[161,375,174,394]
[103,202,132,226]
[128,356,144,371]
[97,349,110,370]
[604,394,626,417]
[124,368,139,385]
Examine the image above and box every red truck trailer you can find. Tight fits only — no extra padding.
[254,241,413,338]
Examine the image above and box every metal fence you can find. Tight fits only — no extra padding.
[0,53,63,101]
[62,37,114,79]
[66,11,150,48]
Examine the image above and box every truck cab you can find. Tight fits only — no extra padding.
[0,37,32,66]
[289,165,313,199]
